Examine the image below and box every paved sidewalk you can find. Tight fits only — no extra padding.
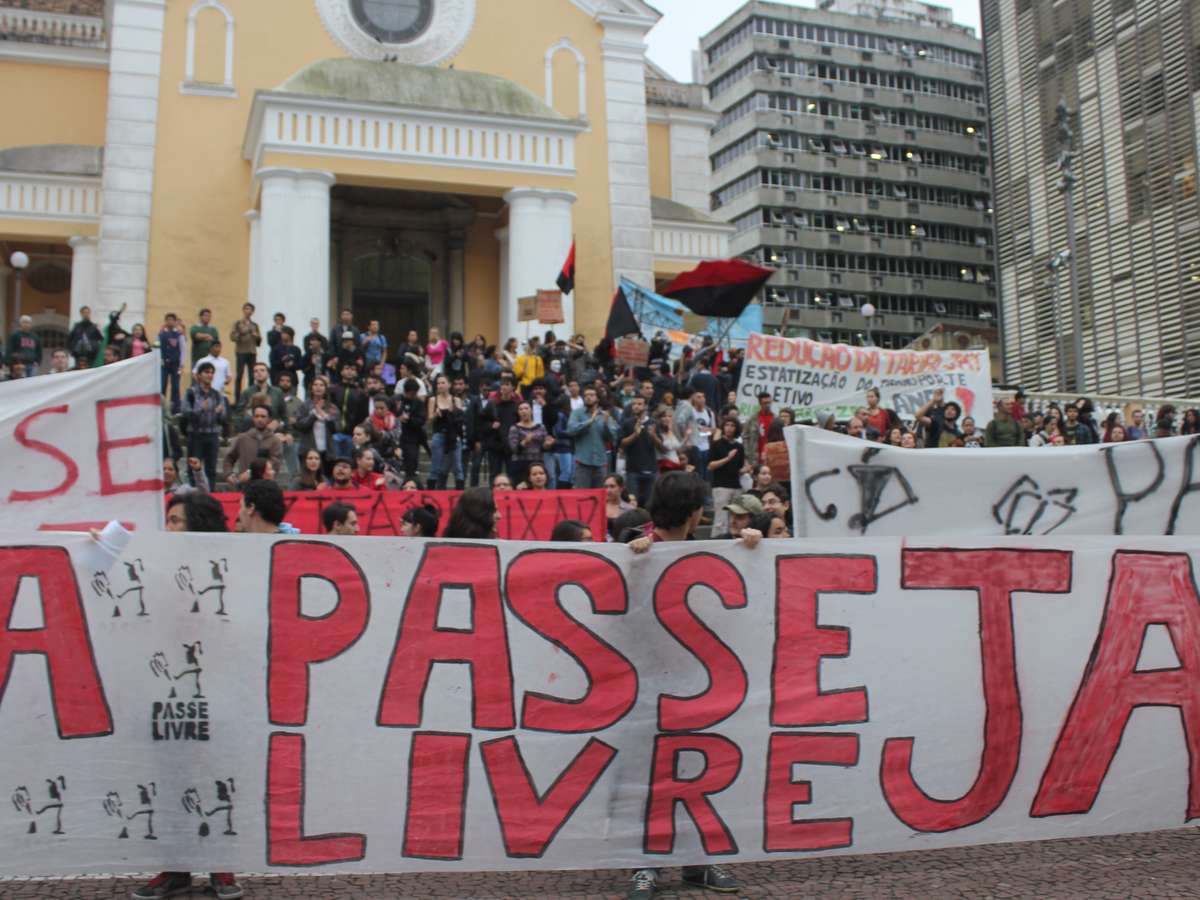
[7,828,1200,898]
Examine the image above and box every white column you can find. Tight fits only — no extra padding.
[97,0,166,325]
[68,235,100,322]
[257,168,335,333]
[502,188,576,344]
[599,12,657,292]
[495,226,510,341]
[0,264,9,338]
[244,210,267,363]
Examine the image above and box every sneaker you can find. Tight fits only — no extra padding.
[628,867,657,900]
[208,873,244,899]
[130,872,192,899]
[681,863,740,893]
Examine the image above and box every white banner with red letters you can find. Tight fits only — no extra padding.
[1,530,1198,875]
[787,426,1200,538]
[738,332,993,425]
[0,353,163,533]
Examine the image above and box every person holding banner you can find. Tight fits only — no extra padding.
[708,417,747,536]
[626,470,754,898]
[136,496,244,900]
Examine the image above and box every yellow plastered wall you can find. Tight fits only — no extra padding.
[192,5,228,86]
[0,61,107,149]
[146,0,620,344]
[647,121,671,201]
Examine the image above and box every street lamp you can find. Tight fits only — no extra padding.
[860,301,876,347]
[1055,100,1086,392]
[10,251,29,321]
[1047,250,1071,391]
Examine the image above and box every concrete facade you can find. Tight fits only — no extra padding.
[702,0,997,350]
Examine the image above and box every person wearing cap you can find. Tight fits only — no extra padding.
[713,493,763,540]
[327,456,355,490]
[334,331,364,377]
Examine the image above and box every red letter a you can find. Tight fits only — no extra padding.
[378,544,514,730]
[1034,551,1200,819]
[268,542,370,727]
[0,547,111,737]
[881,549,1072,832]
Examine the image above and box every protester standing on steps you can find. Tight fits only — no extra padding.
[229,303,261,403]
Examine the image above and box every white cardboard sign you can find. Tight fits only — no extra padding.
[0,354,163,532]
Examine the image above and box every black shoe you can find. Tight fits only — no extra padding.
[628,868,657,899]
[130,872,192,899]
[681,863,740,893]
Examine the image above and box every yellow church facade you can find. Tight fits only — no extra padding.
[0,0,732,355]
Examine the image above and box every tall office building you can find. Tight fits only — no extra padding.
[983,1,1200,396]
[701,0,996,351]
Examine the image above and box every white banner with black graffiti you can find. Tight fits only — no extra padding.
[787,426,1200,538]
[0,353,163,532]
[4,531,1200,875]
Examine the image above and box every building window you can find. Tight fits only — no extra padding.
[350,0,433,44]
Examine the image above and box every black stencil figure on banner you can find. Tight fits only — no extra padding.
[182,779,236,837]
[12,777,66,835]
[91,558,147,618]
[175,559,229,615]
[992,475,1079,536]
[150,643,204,699]
[103,783,157,840]
[804,446,919,533]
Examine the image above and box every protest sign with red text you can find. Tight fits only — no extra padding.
[0,532,1196,875]
[211,490,605,540]
[739,332,993,425]
[0,354,163,532]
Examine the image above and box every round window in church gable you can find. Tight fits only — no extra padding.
[350,0,433,43]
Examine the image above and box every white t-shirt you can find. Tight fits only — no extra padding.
[193,354,230,394]
[692,406,714,452]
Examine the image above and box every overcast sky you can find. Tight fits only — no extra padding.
[644,0,982,82]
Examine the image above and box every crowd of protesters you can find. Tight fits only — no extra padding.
[31,302,1193,900]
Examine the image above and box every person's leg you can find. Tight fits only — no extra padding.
[430,432,447,489]
[160,365,169,398]
[283,439,299,479]
[194,434,218,488]
[712,487,735,535]
[634,472,655,508]
[680,864,739,892]
[450,442,464,489]
[573,461,592,489]
[556,450,574,488]
[402,440,419,481]
[468,445,482,487]
[543,452,557,489]
[129,871,192,899]
[169,370,181,415]
[233,355,245,402]
[207,873,245,899]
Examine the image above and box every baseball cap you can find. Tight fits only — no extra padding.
[333,456,353,467]
[724,494,763,517]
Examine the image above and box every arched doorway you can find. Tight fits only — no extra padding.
[351,250,432,345]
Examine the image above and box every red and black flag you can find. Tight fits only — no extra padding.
[604,285,640,341]
[556,240,576,294]
[660,259,774,319]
